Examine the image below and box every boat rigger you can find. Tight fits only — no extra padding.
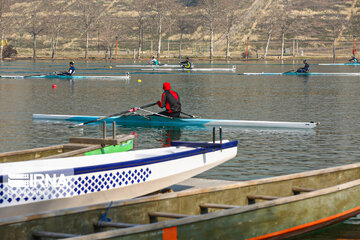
[33,113,319,129]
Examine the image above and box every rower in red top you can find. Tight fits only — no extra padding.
[157,82,181,118]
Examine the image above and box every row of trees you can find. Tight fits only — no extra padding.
[0,0,357,60]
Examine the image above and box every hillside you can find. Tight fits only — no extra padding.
[2,0,360,59]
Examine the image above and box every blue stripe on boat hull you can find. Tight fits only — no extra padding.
[0,141,238,182]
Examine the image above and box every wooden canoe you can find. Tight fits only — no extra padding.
[0,135,134,163]
[0,162,359,239]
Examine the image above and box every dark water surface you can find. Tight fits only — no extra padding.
[0,60,359,238]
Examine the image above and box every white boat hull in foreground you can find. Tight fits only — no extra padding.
[0,140,237,219]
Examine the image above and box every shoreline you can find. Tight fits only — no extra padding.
[2,56,355,62]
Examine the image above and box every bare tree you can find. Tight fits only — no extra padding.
[221,0,243,59]
[0,0,10,59]
[27,12,45,60]
[327,15,346,61]
[199,0,221,59]
[172,2,198,59]
[97,14,130,59]
[132,0,151,59]
[42,0,74,59]
[151,0,172,59]
[77,0,104,59]
[275,4,294,60]
[262,4,280,59]
[177,18,194,59]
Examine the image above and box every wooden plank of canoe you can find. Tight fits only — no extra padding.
[69,135,134,145]
[0,145,65,163]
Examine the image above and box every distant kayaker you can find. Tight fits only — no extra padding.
[148,56,159,65]
[349,55,358,63]
[157,82,181,118]
[297,59,310,73]
[59,61,75,76]
[179,57,192,69]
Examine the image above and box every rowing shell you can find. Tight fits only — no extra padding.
[242,72,360,76]
[33,114,319,129]
[141,66,236,72]
[0,74,131,79]
[318,63,360,66]
[115,64,185,68]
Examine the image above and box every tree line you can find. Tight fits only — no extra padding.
[0,0,357,60]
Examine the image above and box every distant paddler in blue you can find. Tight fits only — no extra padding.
[349,55,358,63]
[179,57,192,69]
[58,61,75,76]
[297,59,310,73]
[148,56,159,65]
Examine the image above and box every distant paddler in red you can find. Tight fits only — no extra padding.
[157,82,181,118]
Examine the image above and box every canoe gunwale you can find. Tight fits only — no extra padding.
[62,178,360,239]
[1,162,360,226]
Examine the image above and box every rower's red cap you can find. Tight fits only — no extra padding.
[163,82,171,90]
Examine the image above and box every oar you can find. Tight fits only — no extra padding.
[282,70,295,74]
[180,111,198,118]
[72,102,157,127]
[24,71,62,78]
[137,108,173,119]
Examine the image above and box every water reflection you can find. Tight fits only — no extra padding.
[158,127,182,147]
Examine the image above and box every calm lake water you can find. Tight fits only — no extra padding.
[0,60,359,238]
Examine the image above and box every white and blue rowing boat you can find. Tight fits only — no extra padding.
[0,139,238,218]
[0,74,131,80]
[318,63,360,66]
[115,64,185,68]
[33,114,319,129]
[141,66,236,72]
[242,72,360,76]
